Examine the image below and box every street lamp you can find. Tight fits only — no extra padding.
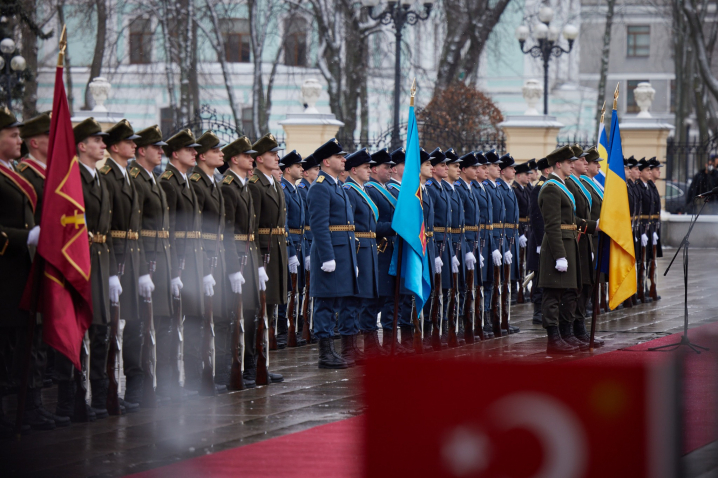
[515,6,578,115]
[359,0,434,148]
[0,37,26,113]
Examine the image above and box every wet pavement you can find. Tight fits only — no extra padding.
[2,248,718,477]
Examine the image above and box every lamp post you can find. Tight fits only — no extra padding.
[0,37,26,113]
[515,6,578,115]
[359,0,434,148]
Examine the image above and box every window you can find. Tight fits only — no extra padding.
[220,18,250,63]
[130,18,153,64]
[242,107,253,137]
[627,25,650,57]
[283,17,307,67]
[160,107,175,138]
[626,79,649,113]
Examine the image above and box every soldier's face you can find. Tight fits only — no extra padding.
[80,135,107,163]
[138,145,163,168]
[501,166,515,181]
[352,163,372,183]
[515,172,529,185]
[652,167,661,180]
[272,168,282,182]
[587,161,600,177]
[447,163,461,181]
[476,164,488,181]
[304,165,320,182]
[258,151,279,170]
[201,148,224,169]
[630,167,640,180]
[542,167,553,176]
[323,154,346,176]
[640,168,652,181]
[235,153,254,172]
[0,126,22,160]
[392,162,404,178]
[111,139,136,160]
[433,162,448,179]
[486,163,501,180]
[284,163,303,181]
[420,161,433,180]
[573,157,588,175]
[462,165,478,181]
[371,163,392,183]
[174,147,197,169]
[557,159,573,177]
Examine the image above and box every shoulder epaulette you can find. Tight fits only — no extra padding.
[249,175,259,183]
[537,180,545,186]
[298,182,306,188]
[454,181,461,186]
[99,164,112,175]
[365,182,374,188]
[316,175,325,183]
[222,175,234,185]
[343,184,351,189]
[190,173,201,182]
[160,170,173,180]
[281,182,286,189]
[16,162,28,172]
[426,179,433,186]
[130,167,141,178]
[387,183,398,190]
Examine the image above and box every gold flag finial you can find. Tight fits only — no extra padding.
[613,83,619,110]
[410,78,416,107]
[57,25,67,67]
[600,101,606,124]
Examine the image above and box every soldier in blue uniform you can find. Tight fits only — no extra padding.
[389,147,405,186]
[297,154,319,340]
[340,149,380,362]
[277,150,307,348]
[471,152,494,338]
[419,148,439,346]
[497,154,520,318]
[512,161,532,304]
[455,152,480,342]
[482,150,507,335]
[527,157,552,324]
[307,139,358,369]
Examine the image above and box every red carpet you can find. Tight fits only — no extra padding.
[127,416,364,478]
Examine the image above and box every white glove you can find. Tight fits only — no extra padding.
[519,234,527,248]
[171,277,183,297]
[504,250,513,265]
[653,232,659,245]
[537,246,541,254]
[288,255,300,274]
[355,266,359,277]
[258,266,269,291]
[27,225,40,246]
[479,254,485,268]
[595,219,600,233]
[321,260,336,273]
[109,275,123,303]
[451,255,460,273]
[228,271,245,294]
[138,274,155,299]
[492,249,502,266]
[465,252,476,271]
[555,258,568,272]
[304,256,311,271]
[203,274,216,297]
[641,234,648,247]
[434,257,443,274]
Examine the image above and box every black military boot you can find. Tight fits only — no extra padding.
[546,326,577,355]
[340,335,358,367]
[276,314,289,349]
[90,379,109,419]
[574,319,604,347]
[382,328,413,355]
[559,322,588,351]
[440,320,449,345]
[363,330,388,359]
[23,388,56,431]
[352,335,368,362]
[318,337,348,369]
[532,302,543,325]
[31,387,70,427]
[400,325,416,353]
[55,380,75,419]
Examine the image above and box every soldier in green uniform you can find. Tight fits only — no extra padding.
[190,131,229,394]
[129,126,174,398]
[538,145,592,354]
[247,133,286,383]
[220,136,259,389]
[159,129,206,394]
[18,112,50,224]
[55,118,117,421]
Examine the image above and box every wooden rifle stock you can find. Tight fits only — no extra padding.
[256,253,270,386]
[287,272,298,347]
[229,252,247,391]
[106,302,121,415]
[301,268,312,342]
[141,261,157,407]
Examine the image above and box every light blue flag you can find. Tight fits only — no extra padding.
[390,104,432,311]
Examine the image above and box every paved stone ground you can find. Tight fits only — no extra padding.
[2,248,718,477]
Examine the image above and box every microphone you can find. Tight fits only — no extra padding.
[696,187,718,198]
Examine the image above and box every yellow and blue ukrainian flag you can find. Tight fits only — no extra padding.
[596,121,609,187]
[598,109,637,309]
[390,104,432,311]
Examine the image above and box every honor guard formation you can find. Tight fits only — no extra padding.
[0,109,664,434]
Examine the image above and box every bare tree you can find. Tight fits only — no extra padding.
[83,0,107,110]
[595,0,616,137]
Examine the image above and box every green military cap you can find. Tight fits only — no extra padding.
[20,111,51,138]
[252,132,281,157]
[195,130,227,155]
[546,145,576,167]
[134,125,168,148]
[0,106,23,130]
[73,117,109,145]
[162,129,201,157]
[570,144,584,159]
[104,119,141,147]
[580,146,601,162]
[222,136,257,161]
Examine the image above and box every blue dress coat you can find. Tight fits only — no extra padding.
[365,178,397,297]
[281,177,306,289]
[497,178,520,280]
[344,177,379,299]
[456,178,480,285]
[426,178,455,289]
[307,171,359,298]
[445,180,467,285]
[297,178,313,252]
[473,180,495,283]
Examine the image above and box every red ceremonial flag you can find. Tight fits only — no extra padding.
[22,39,92,370]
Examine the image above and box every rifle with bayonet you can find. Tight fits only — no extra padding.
[256,249,270,385]
[649,222,659,301]
[140,257,157,407]
[411,296,423,354]
[287,271,299,348]
[637,223,647,303]
[517,225,526,304]
[501,235,513,333]
[491,237,503,337]
[447,244,459,348]
[200,230,221,396]
[106,228,129,415]
[474,238,485,341]
[429,242,445,351]
[229,250,246,390]
[301,266,312,343]
[462,241,475,344]
[169,257,185,392]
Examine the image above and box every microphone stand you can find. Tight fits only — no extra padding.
[648,196,709,354]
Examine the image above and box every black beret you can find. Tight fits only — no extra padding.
[20,112,50,139]
[345,148,374,171]
[302,153,319,170]
[162,129,200,156]
[499,153,515,170]
[0,106,23,131]
[370,148,395,166]
[252,133,281,157]
[420,148,431,164]
[279,150,304,170]
[134,125,168,148]
[514,161,531,174]
[546,145,576,167]
[536,157,550,170]
[104,119,141,147]
[429,147,447,166]
[73,117,108,145]
[390,147,405,164]
[459,152,478,168]
[222,136,257,160]
[485,150,501,164]
[313,138,347,163]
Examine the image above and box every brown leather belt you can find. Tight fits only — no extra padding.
[111,230,139,240]
[560,224,577,231]
[90,233,107,244]
[480,224,494,230]
[449,227,464,234]
[328,225,355,232]
[288,228,303,235]
[258,227,287,236]
[304,226,311,231]
[519,217,530,223]
[141,230,170,239]
[234,234,254,241]
[354,232,376,239]
[424,231,434,238]
[464,226,479,232]
[174,231,201,239]
[201,233,223,241]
